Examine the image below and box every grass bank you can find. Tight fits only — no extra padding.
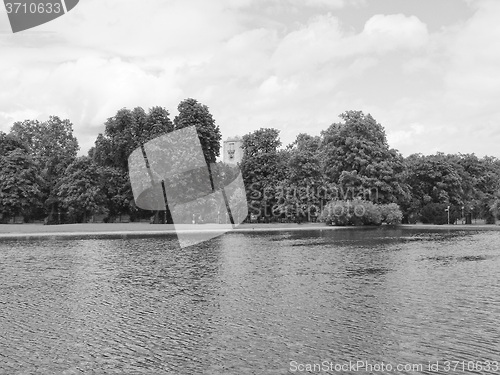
[0,222,499,240]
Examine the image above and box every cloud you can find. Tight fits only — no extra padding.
[1,0,499,158]
[443,0,500,111]
[361,14,429,52]
[271,14,345,76]
[271,13,428,77]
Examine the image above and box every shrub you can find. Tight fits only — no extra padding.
[380,203,403,225]
[320,199,404,226]
[320,199,380,226]
[360,200,382,225]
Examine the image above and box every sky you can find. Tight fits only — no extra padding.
[0,0,499,157]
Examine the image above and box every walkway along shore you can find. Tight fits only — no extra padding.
[0,222,499,240]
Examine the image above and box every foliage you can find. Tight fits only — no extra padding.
[90,106,174,222]
[99,167,132,220]
[0,131,28,156]
[0,149,44,220]
[11,116,79,178]
[405,153,464,206]
[319,199,377,226]
[173,98,222,165]
[3,104,500,226]
[319,199,403,226]
[380,203,403,225]
[9,117,79,220]
[240,128,288,221]
[229,187,248,223]
[91,106,173,172]
[420,203,461,225]
[273,134,324,222]
[404,153,500,223]
[55,157,107,222]
[320,111,411,206]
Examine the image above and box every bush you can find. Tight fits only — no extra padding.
[319,199,371,226]
[380,203,403,225]
[360,200,382,225]
[320,199,403,226]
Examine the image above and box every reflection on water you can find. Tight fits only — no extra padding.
[1,228,500,374]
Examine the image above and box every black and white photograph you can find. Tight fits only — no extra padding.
[1,0,500,374]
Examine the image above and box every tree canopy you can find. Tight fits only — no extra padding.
[173,98,221,165]
[2,105,499,225]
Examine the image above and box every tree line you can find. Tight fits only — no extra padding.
[1,101,499,225]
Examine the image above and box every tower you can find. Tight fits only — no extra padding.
[222,136,243,165]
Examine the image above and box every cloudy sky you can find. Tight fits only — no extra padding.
[1,0,499,157]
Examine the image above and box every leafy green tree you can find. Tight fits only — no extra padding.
[405,153,464,220]
[100,167,131,221]
[11,117,79,178]
[91,106,174,222]
[320,111,410,206]
[0,131,28,155]
[420,203,461,225]
[92,106,174,171]
[173,98,222,165]
[55,156,107,223]
[276,134,324,221]
[240,128,288,221]
[0,148,43,221]
[9,117,79,220]
[287,134,322,185]
[229,187,247,223]
[169,99,224,223]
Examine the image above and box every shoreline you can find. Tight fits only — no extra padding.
[0,222,499,241]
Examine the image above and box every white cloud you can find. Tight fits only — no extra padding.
[1,0,499,158]
[443,0,500,111]
[271,14,345,76]
[361,14,429,52]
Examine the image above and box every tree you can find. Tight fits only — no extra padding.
[100,167,131,221]
[320,111,410,206]
[420,203,461,225]
[240,128,288,221]
[91,106,174,222]
[173,98,222,165]
[55,157,107,223]
[275,134,324,222]
[171,98,225,223]
[11,117,79,178]
[9,117,79,220]
[229,187,247,224]
[0,131,28,156]
[0,148,43,221]
[404,153,465,221]
[92,106,174,171]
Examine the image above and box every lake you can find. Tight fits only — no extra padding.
[1,227,499,374]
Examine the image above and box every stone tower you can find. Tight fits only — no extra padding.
[222,136,243,165]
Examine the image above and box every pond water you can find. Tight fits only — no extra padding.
[1,228,499,374]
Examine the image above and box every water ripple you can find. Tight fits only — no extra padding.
[0,230,499,374]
